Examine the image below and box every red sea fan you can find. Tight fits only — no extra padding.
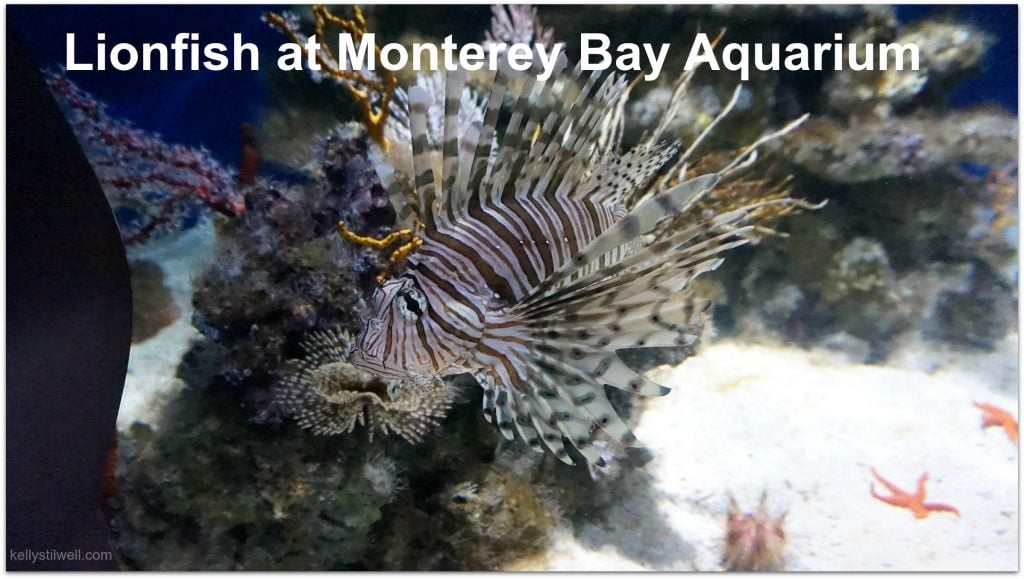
[45,71,246,246]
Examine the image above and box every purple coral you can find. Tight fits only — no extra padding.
[45,71,246,246]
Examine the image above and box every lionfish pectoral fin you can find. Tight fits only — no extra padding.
[474,343,641,466]
[478,369,578,464]
[497,193,759,466]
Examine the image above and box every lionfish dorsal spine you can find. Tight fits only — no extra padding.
[440,67,466,220]
[518,173,719,303]
[407,84,438,231]
[465,63,511,199]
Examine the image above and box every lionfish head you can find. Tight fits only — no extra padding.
[350,273,442,379]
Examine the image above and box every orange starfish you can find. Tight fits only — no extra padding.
[869,468,960,519]
[973,401,1018,443]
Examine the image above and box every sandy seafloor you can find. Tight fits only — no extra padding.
[120,228,1019,572]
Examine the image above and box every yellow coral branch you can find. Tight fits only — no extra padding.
[265,5,398,149]
[387,237,423,269]
[337,220,423,281]
[337,220,415,250]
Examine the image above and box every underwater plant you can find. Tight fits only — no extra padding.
[45,71,246,246]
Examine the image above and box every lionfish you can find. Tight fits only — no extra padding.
[344,54,796,466]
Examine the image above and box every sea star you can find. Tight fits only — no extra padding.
[869,468,960,519]
[973,401,1018,443]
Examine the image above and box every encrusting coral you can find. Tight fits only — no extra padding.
[824,18,993,117]
[109,387,408,570]
[786,110,1017,184]
[442,471,558,569]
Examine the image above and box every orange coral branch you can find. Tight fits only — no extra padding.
[869,468,960,519]
[973,401,1018,443]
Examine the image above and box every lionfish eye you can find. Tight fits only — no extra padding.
[397,288,426,319]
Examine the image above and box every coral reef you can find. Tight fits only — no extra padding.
[111,353,647,570]
[721,41,1013,359]
[189,123,392,424]
[520,4,1017,361]
[110,388,404,570]
[103,3,1016,571]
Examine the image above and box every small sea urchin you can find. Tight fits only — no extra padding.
[275,329,454,443]
[722,492,788,572]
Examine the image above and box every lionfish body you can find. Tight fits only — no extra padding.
[352,57,752,465]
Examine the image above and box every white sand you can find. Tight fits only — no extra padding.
[525,338,1019,571]
[117,223,217,431]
